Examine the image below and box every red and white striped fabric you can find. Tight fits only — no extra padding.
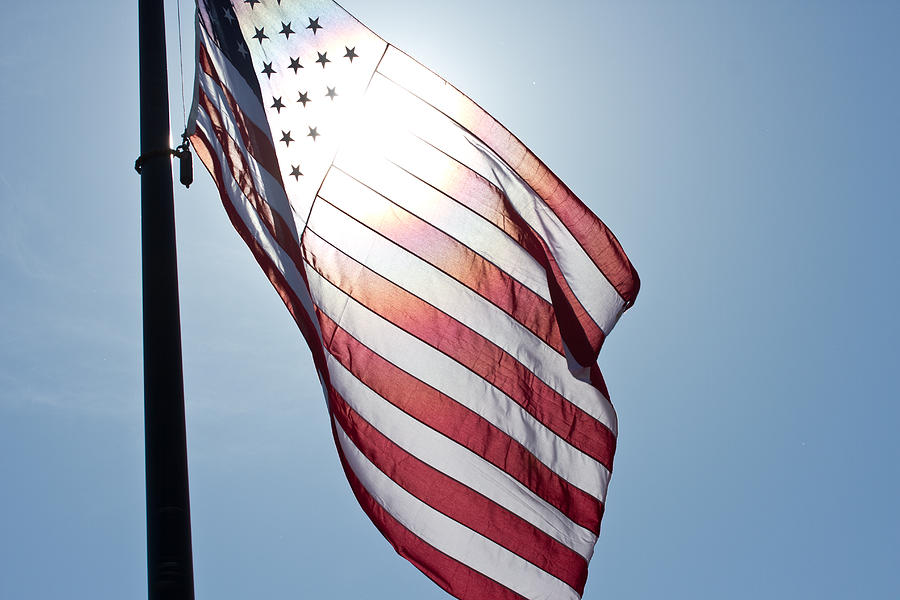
[188,1,639,598]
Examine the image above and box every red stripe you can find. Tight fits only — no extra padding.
[589,364,611,401]
[330,416,529,600]
[198,42,284,185]
[377,58,639,305]
[330,388,587,593]
[531,228,609,366]
[190,128,327,375]
[195,95,308,279]
[318,172,565,356]
[303,229,615,470]
[313,308,604,535]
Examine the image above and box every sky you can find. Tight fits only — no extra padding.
[1,1,898,598]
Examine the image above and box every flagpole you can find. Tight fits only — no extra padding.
[138,1,196,599]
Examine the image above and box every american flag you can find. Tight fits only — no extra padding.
[188,1,640,598]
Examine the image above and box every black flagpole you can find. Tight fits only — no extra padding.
[138,1,196,599]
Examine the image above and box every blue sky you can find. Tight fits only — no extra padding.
[1,1,898,598]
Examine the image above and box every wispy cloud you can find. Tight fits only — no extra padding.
[0,172,57,283]
[0,362,142,420]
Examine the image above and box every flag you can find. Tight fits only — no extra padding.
[187,1,639,598]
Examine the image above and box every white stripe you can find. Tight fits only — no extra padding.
[184,13,201,137]
[325,351,596,559]
[194,108,321,343]
[302,250,610,502]
[366,68,627,335]
[333,136,553,303]
[198,23,269,132]
[307,194,618,435]
[334,421,581,600]
[197,70,303,236]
